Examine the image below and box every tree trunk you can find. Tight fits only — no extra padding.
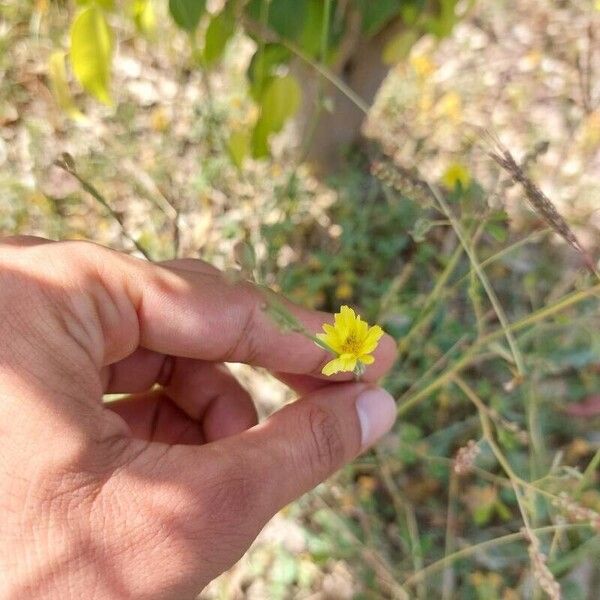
[293,19,402,175]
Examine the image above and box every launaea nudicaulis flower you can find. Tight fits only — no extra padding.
[316,305,384,377]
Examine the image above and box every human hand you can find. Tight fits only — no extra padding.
[0,236,397,599]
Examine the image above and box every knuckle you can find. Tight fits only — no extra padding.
[54,240,116,273]
[223,286,263,364]
[302,404,346,476]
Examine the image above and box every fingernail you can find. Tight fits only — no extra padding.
[355,387,397,448]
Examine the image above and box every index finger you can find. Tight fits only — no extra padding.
[87,244,396,381]
[141,263,396,382]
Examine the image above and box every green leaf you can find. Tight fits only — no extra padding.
[248,43,290,100]
[485,221,508,243]
[260,75,302,125]
[298,0,331,59]
[227,129,251,168]
[425,0,459,38]
[251,117,272,158]
[70,5,113,105]
[473,502,494,526]
[355,0,403,36]
[203,8,236,66]
[382,30,419,65]
[246,0,308,41]
[169,0,206,32]
[252,74,302,157]
[75,0,115,9]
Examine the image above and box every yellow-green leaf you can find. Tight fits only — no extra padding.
[203,9,235,67]
[227,129,251,168]
[382,30,418,65]
[70,5,113,105]
[251,75,301,158]
[262,75,302,130]
[131,0,156,35]
[48,51,85,121]
[75,0,115,9]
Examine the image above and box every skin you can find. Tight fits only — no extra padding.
[0,236,397,599]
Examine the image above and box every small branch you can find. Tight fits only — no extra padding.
[54,155,152,260]
[441,472,459,600]
[403,523,591,589]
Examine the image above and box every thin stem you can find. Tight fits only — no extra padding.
[395,334,469,402]
[575,447,600,497]
[428,183,526,375]
[441,471,459,600]
[54,158,152,260]
[378,262,415,318]
[405,503,426,600]
[314,496,410,599]
[293,0,332,166]
[402,524,591,588]
[363,442,565,506]
[398,282,600,415]
[376,452,426,599]
[399,241,464,355]
[527,377,546,481]
[453,228,551,289]
[455,377,533,531]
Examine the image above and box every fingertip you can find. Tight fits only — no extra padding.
[356,387,397,448]
[376,332,398,371]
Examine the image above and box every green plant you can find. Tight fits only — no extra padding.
[48,0,463,161]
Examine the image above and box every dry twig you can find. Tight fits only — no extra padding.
[476,128,597,275]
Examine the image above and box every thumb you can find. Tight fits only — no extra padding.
[223,382,397,518]
[129,382,396,583]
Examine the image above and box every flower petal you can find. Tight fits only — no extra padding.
[319,327,344,354]
[322,358,344,376]
[359,354,375,365]
[366,324,384,342]
[340,305,356,321]
[357,318,369,339]
[322,323,337,335]
[335,305,356,335]
[338,353,357,372]
[318,329,343,353]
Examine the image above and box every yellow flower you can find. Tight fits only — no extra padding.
[442,162,471,190]
[316,305,384,376]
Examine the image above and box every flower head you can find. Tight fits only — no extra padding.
[316,305,384,376]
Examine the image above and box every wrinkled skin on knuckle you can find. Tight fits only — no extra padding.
[299,403,346,479]
[1,239,140,370]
